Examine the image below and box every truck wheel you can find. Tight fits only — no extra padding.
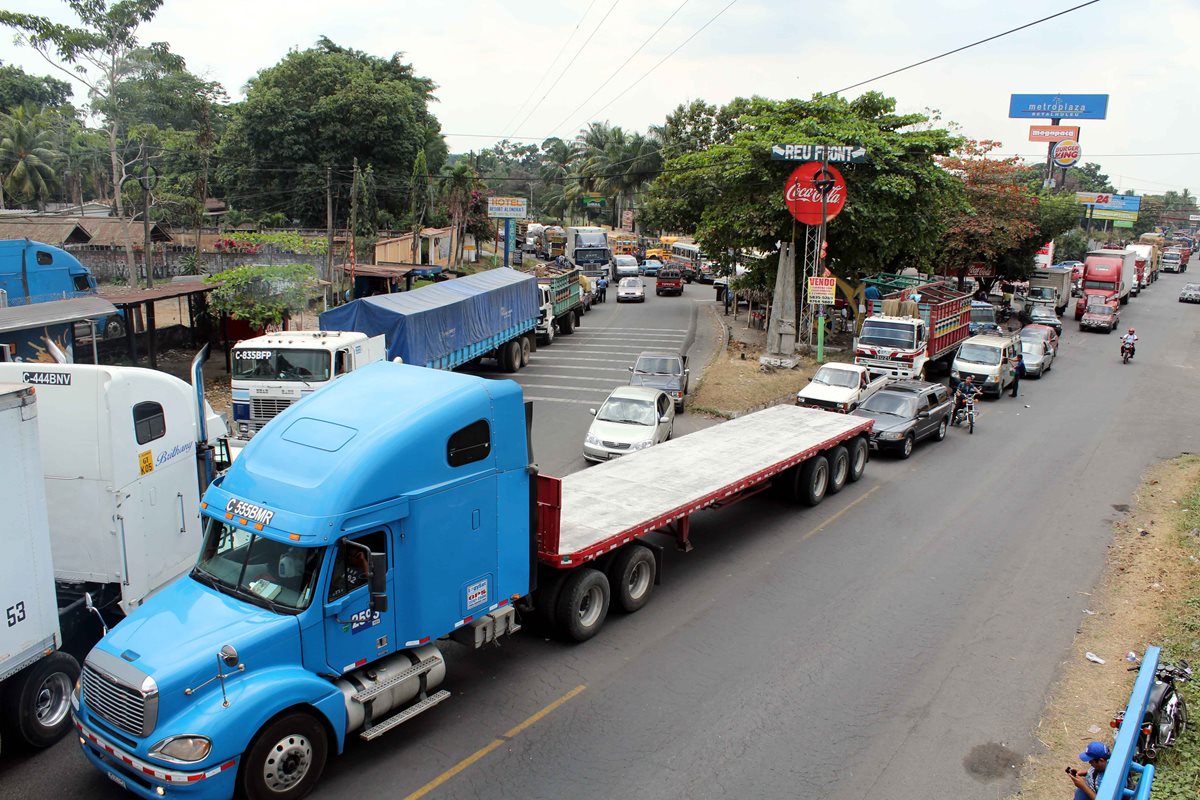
[2,652,79,748]
[103,315,126,340]
[239,712,328,800]
[826,446,849,494]
[555,568,610,642]
[501,341,521,373]
[608,545,655,613]
[519,337,531,367]
[796,455,829,506]
[559,313,576,335]
[846,437,868,482]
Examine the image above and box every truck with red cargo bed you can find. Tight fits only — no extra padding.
[854,276,971,380]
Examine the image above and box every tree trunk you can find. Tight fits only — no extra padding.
[108,122,136,278]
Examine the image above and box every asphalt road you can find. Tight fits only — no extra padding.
[4,275,1197,800]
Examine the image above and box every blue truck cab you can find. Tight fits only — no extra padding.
[73,362,535,800]
[0,238,96,305]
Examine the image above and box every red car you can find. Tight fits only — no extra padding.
[656,268,684,296]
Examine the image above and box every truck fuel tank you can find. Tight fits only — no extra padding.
[336,644,446,733]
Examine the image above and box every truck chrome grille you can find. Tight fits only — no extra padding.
[251,398,292,419]
[82,664,156,737]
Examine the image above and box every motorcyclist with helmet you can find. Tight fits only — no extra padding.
[1121,327,1138,358]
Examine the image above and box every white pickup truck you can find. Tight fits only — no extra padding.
[796,362,890,413]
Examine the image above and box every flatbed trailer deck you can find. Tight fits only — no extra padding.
[536,405,874,567]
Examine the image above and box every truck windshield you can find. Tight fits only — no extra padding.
[1082,280,1115,290]
[232,348,332,382]
[1028,287,1053,299]
[957,343,1001,366]
[573,248,610,265]
[858,320,917,349]
[970,307,996,324]
[192,520,323,614]
[811,366,858,388]
[574,231,608,248]
[634,357,681,375]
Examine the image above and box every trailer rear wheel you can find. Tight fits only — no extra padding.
[2,652,79,748]
[608,545,655,613]
[797,455,829,506]
[826,446,849,494]
[847,436,868,482]
[555,568,610,642]
[239,711,328,800]
[559,312,576,335]
[501,340,521,373]
[520,337,532,367]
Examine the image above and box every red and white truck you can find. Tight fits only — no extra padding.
[1075,249,1135,318]
[854,280,971,380]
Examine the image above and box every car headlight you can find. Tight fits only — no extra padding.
[584,432,603,446]
[150,735,212,764]
[950,369,960,378]
[878,430,906,440]
[632,439,654,450]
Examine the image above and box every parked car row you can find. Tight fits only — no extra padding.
[584,351,689,462]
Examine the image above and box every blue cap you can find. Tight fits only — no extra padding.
[1079,742,1110,761]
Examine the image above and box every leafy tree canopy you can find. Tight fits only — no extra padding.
[218,37,447,227]
[206,263,319,328]
[639,92,965,283]
[0,62,72,111]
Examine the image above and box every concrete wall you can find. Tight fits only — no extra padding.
[70,246,328,284]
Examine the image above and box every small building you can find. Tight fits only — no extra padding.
[375,227,476,268]
[0,218,93,248]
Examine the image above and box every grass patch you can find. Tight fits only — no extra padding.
[690,338,819,417]
[1015,455,1200,799]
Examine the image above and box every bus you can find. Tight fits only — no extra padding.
[668,241,705,282]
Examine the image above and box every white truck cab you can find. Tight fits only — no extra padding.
[230,330,385,447]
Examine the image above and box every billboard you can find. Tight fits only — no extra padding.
[1028,125,1080,142]
[487,197,527,219]
[1089,209,1138,222]
[1074,193,1141,212]
[1008,94,1109,120]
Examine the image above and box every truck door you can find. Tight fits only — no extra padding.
[323,530,395,674]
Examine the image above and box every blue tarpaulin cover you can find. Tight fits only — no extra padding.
[319,268,540,365]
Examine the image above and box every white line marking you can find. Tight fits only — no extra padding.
[524,363,631,372]
[531,356,634,364]
[517,382,612,393]
[520,373,624,383]
[526,396,598,405]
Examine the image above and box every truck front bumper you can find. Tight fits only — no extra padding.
[76,715,239,800]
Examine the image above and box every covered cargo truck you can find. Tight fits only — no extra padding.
[854,276,971,380]
[536,265,583,344]
[319,267,541,373]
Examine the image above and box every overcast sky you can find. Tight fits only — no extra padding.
[2,0,1196,197]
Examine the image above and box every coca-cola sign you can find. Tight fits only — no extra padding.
[785,162,847,225]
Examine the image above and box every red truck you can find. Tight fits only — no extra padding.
[1074,253,1129,318]
[854,279,971,380]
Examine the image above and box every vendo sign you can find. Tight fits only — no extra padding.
[785,162,846,226]
[1052,139,1081,168]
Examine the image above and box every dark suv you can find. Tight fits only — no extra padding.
[850,380,954,459]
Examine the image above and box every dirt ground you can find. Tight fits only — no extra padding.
[691,338,819,416]
[1014,455,1200,798]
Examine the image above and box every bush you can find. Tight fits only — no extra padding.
[206,264,320,329]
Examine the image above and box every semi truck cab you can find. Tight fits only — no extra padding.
[74,362,534,800]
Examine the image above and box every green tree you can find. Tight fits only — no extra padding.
[0,63,72,110]
[0,104,60,210]
[408,149,430,263]
[441,161,478,267]
[218,37,446,226]
[640,93,964,286]
[0,0,184,279]
[206,263,319,329]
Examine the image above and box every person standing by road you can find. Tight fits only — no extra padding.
[1066,741,1109,799]
[1010,352,1025,398]
[596,275,608,302]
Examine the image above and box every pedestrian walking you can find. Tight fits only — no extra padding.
[1009,352,1025,397]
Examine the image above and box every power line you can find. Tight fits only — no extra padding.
[509,0,622,139]
[826,0,1102,94]
[545,0,693,138]
[499,0,600,138]
[569,0,737,133]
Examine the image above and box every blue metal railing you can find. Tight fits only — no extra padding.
[1097,645,1160,800]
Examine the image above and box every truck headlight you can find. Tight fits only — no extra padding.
[150,735,212,764]
[237,422,249,435]
[584,433,602,446]
[950,369,960,379]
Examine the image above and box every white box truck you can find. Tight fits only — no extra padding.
[229,330,386,449]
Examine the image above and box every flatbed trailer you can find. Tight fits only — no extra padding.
[537,405,873,565]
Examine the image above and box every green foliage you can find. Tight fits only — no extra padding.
[640,93,964,286]
[206,263,319,328]
[0,63,72,109]
[1055,228,1089,261]
[226,231,328,255]
[0,103,59,208]
[217,37,446,226]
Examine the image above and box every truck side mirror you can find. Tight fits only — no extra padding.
[369,552,388,613]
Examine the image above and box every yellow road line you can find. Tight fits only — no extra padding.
[801,485,880,542]
[404,684,587,800]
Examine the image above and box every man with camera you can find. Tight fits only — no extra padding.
[1066,741,1109,799]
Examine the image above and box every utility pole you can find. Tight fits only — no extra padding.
[349,159,360,291]
[325,164,334,292]
[138,141,155,288]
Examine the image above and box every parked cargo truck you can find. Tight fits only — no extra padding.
[72,362,874,800]
[536,265,583,344]
[0,356,228,757]
[320,268,541,373]
[0,239,126,339]
[1074,249,1135,318]
[854,277,971,380]
[1021,266,1073,315]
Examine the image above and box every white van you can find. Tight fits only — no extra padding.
[950,334,1020,398]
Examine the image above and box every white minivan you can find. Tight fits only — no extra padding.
[950,334,1020,398]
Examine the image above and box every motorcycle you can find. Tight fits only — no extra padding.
[1121,341,1135,364]
[953,395,977,434]
[1111,659,1191,763]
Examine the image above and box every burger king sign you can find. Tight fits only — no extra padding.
[1052,139,1081,168]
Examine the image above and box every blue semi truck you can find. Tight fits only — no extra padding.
[318,267,542,372]
[0,238,126,339]
[71,362,872,800]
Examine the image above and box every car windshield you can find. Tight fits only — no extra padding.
[970,307,996,324]
[192,520,323,614]
[635,357,681,375]
[1184,284,1200,292]
[1021,341,1043,356]
[860,392,917,418]
[615,256,638,266]
[1031,308,1055,320]
[232,348,331,382]
[958,343,1001,365]
[1086,305,1113,316]
[643,260,662,267]
[597,397,657,425]
[620,278,642,288]
[811,366,859,388]
[858,320,917,349]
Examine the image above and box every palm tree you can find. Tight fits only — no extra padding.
[0,104,59,211]
[442,160,478,267]
[540,138,580,223]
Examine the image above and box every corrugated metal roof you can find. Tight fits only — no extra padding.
[0,218,92,246]
[77,217,173,245]
[98,281,216,306]
[0,296,118,334]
